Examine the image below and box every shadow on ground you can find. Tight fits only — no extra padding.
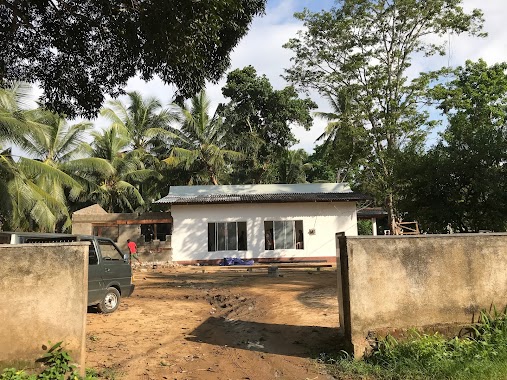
[186,317,347,358]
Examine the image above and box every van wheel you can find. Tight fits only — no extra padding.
[98,287,121,313]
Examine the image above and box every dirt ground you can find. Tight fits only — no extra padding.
[86,266,345,380]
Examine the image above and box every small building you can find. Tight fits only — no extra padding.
[71,204,173,261]
[357,207,388,236]
[155,183,369,264]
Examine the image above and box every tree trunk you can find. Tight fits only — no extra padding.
[386,192,398,235]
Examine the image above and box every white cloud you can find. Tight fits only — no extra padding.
[449,0,507,66]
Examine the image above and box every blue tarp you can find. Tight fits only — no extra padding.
[220,257,254,266]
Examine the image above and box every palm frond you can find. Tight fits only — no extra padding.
[124,168,162,182]
[19,158,84,192]
[62,157,115,176]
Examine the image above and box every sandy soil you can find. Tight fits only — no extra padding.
[85,266,344,380]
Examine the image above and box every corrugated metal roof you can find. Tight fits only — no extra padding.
[168,183,352,196]
[357,207,388,219]
[156,183,370,205]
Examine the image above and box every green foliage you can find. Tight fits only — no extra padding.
[219,66,317,184]
[312,94,371,185]
[100,91,180,208]
[0,84,81,232]
[306,144,340,183]
[399,60,507,232]
[35,342,77,379]
[0,82,39,143]
[262,149,310,184]
[1,0,266,117]
[83,125,158,213]
[222,66,315,150]
[15,111,93,231]
[323,309,507,380]
[1,341,97,380]
[165,90,243,185]
[100,92,179,154]
[357,220,373,235]
[284,0,485,231]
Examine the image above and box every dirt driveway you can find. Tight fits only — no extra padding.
[86,266,344,380]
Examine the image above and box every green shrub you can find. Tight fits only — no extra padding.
[322,308,507,380]
[357,220,373,235]
[1,342,97,380]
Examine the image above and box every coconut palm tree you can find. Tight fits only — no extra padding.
[85,125,161,213]
[166,90,243,185]
[19,111,91,199]
[16,110,120,229]
[0,83,69,231]
[314,92,370,183]
[100,91,179,154]
[264,149,310,184]
[100,91,181,202]
[0,82,41,142]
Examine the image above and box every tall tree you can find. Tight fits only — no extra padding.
[400,60,507,232]
[165,91,242,185]
[284,0,484,232]
[1,0,266,117]
[0,83,68,231]
[313,94,370,183]
[0,82,38,141]
[263,149,310,184]
[101,92,178,154]
[17,111,118,229]
[85,125,159,213]
[220,66,317,183]
[101,91,179,203]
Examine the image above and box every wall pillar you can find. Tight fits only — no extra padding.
[371,218,377,236]
[0,242,88,375]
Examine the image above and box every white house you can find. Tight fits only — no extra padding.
[156,183,369,264]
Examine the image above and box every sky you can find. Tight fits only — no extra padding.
[105,0,507,153]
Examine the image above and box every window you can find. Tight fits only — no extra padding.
[208,222,247,251]
[264,220,304,250]
[87,241,99,265]
[141,223,172,242]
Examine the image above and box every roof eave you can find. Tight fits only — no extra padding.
[161,197,371,206]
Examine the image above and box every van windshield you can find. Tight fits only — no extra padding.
[98,240,124,261]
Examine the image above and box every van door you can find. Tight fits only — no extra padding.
[87,239,106,305]
[96,238,131,293]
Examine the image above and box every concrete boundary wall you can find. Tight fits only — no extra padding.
[0,242,89,373]
[336,234,507,357]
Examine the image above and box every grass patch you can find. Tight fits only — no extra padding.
[0,362,38,374]
[322,309,507,380]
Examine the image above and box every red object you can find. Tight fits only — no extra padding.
[127,241,137,254]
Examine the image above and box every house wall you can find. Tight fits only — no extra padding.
[0,242,88,374]
[171,202,358,263]
[336,234,507,358]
